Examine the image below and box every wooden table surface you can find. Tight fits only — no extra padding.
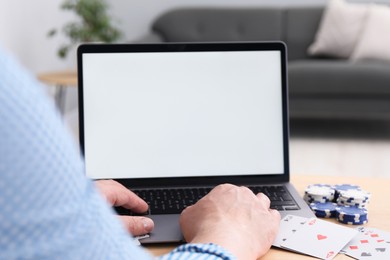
[144,174,390,259]
[37,70,77,86]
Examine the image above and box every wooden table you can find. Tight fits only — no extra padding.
[144,174,390,259]
[37,70,77,114]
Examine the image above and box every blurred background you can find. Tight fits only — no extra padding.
[1,0,390,178]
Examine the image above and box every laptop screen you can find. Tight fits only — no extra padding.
[79,43,288,180]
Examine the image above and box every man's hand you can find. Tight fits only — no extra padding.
[180,184,280,260]
[95,180,154,236]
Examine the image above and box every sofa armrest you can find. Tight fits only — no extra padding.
[132,32,165,43]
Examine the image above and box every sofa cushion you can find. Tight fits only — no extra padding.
[284,7,324,60]
[351,4,390,62]
[307,0,369,59]
[152,8,284,42]
[289,60,390,96]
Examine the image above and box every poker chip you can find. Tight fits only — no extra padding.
[338,189,371,201]
[302,183,371,225]
[333,184,361,201]
[333,184,361,192]
[336,205,368,216]
[337,189,371,208]
[304,193,332,204]
[338,219,368,225]
[304,184,335,204]
[336,198,369,208]
[305,184,335,196]
[309,202,337,218]
[338,217,368,225]
[336,205,368,225]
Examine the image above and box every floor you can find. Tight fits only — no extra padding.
[289,119,390,179]
[64,104,390,179]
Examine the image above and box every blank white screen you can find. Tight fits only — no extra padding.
[83,50,285,179]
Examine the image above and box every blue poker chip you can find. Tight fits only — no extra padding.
[337,218,368,225]
[336,205,368,215]
[310,202,337,218]
[339,214,368,221]
[314,211,333,218]
[304,193,333,205]
[310,184,334,188]
[333,184,361,192]
[336,206,368,224]
[339,215,368,222]
[337,213,368,225]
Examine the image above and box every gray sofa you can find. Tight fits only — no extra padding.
[137,6,390,120]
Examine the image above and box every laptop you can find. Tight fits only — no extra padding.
[77,41,314,244]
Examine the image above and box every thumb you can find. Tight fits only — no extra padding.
[117,216,154,236]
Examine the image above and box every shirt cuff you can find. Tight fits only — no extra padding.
[157,243,236,260]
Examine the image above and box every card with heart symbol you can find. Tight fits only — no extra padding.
[341,227,390,259]
[279,216,357,260]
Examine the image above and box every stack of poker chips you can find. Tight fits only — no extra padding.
[309,201,338,218]
[336,189,371,208]
[333,184,361,202]
[304,183,371,225]
[304,184,335,204]
[335,205,368,225]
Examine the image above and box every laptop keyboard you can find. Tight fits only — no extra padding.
[128,185,299,215]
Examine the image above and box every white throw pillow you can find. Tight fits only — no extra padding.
[308,0,368,59]
[351,4,390,62]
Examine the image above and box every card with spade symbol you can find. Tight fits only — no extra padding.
[342,227,390,259]
[273,215,309,247]
[279,217,357,260]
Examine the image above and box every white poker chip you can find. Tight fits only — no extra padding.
[305,185,335,197]
[304,184,335,204]
[339,189,371,201]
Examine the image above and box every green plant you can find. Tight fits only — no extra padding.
[48,0,122,59]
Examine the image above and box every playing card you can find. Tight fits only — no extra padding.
[133,234,150,246]
[273,215,309,247]
[133,237,141,246]
[281,217,358,260]
[342,227,390,259]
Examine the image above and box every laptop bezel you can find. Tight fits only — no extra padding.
[77,41,290,188]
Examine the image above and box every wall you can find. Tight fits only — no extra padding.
[2,0,390,74]
[1,0,329,74]
[1,0,388,119]
[0,0,72,73]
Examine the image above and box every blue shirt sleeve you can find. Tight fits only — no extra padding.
[158,243,236,260]
[0,46,234,260]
